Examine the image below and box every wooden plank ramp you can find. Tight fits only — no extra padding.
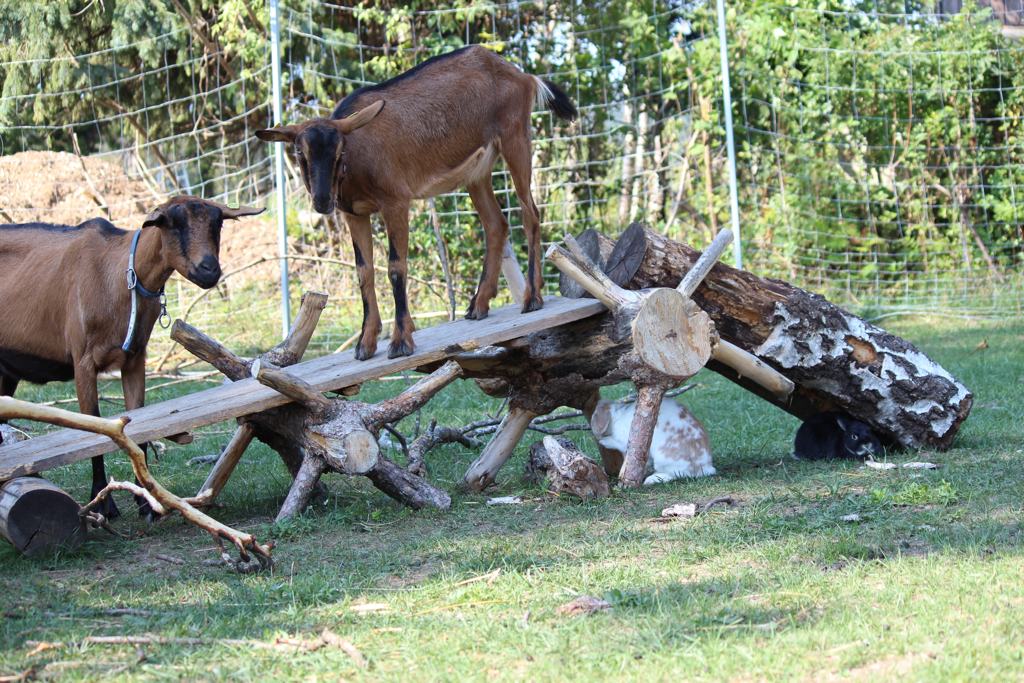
[0,297,605,480]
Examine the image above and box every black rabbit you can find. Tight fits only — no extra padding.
[794,412,882,461]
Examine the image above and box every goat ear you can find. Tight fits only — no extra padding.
[221,204,265,220]
[203,200,266,221]
[255,125,300,143]
[336,99,384,134]
[836,414,850,432]
[141,209,166,228]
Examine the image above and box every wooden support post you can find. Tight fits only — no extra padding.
[712,340,794,401]
[264,291,329,365]
[677,228,733,298]
[191,423,255,507]
[367,456,452,510]
[501,240,527,305]
[276,456,327,522]
[462,406,538,491]
[619,385,667,487]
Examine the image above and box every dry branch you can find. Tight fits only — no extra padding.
[0,397,272,569]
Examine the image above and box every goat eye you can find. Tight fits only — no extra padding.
[851,435,859,441]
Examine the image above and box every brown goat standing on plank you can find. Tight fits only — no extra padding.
[256,45,577,360]
[0,197,263,518]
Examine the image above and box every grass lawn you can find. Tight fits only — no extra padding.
[0,315,1020,681]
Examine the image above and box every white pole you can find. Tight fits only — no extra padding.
[715,0,743,269]
[269,0,291,335]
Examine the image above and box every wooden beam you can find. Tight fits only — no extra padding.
[0,297,606,481]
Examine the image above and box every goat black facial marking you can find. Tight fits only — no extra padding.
[297,124,344,214]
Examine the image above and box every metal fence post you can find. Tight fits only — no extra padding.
[715,0,744,269]
[269,0,291,335]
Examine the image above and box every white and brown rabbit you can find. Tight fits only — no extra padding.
[590,397,715,485]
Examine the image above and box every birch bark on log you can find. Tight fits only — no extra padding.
[603,224,972,449]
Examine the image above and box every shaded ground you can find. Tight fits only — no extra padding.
[0,316,1020,681]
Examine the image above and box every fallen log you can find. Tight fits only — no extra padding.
[603,224,972,449]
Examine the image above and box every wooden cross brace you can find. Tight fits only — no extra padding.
[171,292,457,521]
[546,229,795,487]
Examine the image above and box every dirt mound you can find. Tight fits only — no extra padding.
[0,150,154,226]
[0,150,278,284]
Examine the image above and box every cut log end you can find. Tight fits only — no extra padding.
[0,477,86,556]
[631,289,714,379]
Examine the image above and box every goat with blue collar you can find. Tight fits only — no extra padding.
[0,196,262,519]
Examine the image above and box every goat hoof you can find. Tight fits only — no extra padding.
[387,339,415,359]
[465,306,489,321]
[353,342,376,361]
[521,295,544,314]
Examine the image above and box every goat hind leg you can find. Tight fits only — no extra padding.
[465,179,511,320]
[122,356,157,522]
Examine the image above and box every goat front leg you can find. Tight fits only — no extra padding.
[465,179,510,320]
[345,212,383,361]
[381,203,416,358]
[76,360,120,519]
[122,354,157,522]
[501,132,544,313]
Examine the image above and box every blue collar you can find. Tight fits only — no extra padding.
[121,229,169,352]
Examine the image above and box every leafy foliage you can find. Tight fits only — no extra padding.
[0,0,1020,314]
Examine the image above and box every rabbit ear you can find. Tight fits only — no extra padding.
[590,401,611,436]
[835,414,850,432]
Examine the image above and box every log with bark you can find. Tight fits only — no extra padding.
[602,223,972,449]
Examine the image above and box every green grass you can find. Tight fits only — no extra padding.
[0,316,1022,681]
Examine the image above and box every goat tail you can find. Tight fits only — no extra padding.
[533,76,578,121]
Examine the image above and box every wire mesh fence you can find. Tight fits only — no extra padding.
[0,1,1020,371]
[730,0,1024,315]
